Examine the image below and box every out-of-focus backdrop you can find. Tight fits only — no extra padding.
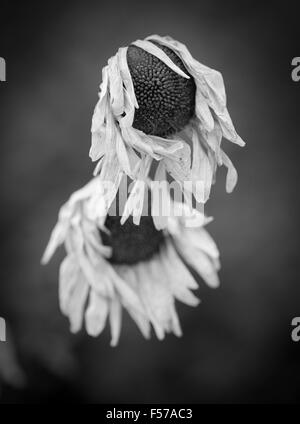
[0,0,299,403]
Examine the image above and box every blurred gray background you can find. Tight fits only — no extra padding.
[0,0,299,403]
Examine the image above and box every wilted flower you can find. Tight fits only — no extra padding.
[42,34,244,345]
[90,34,245,224]
[42,177,220,345]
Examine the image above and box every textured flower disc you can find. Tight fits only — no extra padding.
[101,215,164,265]
[127,41,196,137]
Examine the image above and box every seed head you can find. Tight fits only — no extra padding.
[127,41,196,137]
[101,215,164,264]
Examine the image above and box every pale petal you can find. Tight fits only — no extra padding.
[121,179,146,226]
[107,263,145,316]
[108,55,124,116]
[160,241,200,306]
[121,126,183,161]
[90,66,109,161]
[163,140,191,184]
[136,257,178,338]
[91,66,109,133]
[205,120,223,164]
[85,290,109,337]
[163,240,198,289]
[173,234,220,288]
[190,128,213,203]
[117,47,138,109]
[117,88,135,128]
[77,253,115,298]
[132,39,190,79]
[170,306,182,337]
[221,149,238,193]
[90,131,106,162]
[41,221,67,264]
[183,227,220,262]
[115,265,150,339]
[109,296,122,346]
[99,156,123,213]
[121,155,151,225]
[151,161,170,230]
[121,126,159,158]
[65,273,89,333]
[217,108,245,146]
[197,66,227,113]
[115,127,134,177]
[195,91,214,132]
[58,254,80,314]
[115,126,142,179]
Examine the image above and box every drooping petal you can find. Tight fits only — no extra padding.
[117,87,135,128]
[190,127,213,203]
[120,126,184,161]
[220,149,238,193]
[64,271,89,333]
[151,161,170,230]
[160,240,200,307]
[58,254,81,315]
[121,179,146,226]
[106,264,145,316]
[109,296,122,346]
[204,120,223,164]
[183,227,220,264]
[90,66,109,161]
[163,140,191,184]
[136,258,177,339]
[115,265,151,339]
[107,55,124,116]
[91,65,109,133]
[85,290,109,337]
[121,155,151,225]
[115,126,141,178]
[77,253,114,298]
[217,108,245,147]
[195,90,214,132]
[41,221,68,264]
[117,47,139,109]
[173,228,220,289]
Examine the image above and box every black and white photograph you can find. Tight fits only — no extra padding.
[0,0,299,408]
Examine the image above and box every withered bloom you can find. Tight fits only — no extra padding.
[90,35,244,223]
[42,35,244,344]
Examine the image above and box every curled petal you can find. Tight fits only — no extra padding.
[108,55,124,116]
[221,149,238,193]
[117,47,138,109]
[132,39,190,79]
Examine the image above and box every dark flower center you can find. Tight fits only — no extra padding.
[127,41,196,137]
[101,215,164,265]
